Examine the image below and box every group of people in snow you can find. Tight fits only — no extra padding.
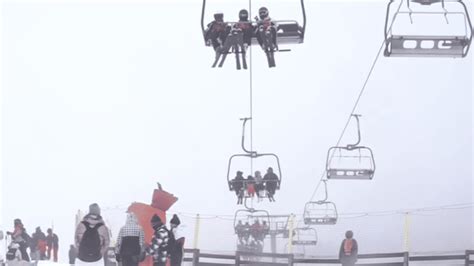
[231,167,279,204]
[74,203,184,266]
[204,7,279,69]
[3,218,59,265]
[3,205,359,266]
[4,203,185,266]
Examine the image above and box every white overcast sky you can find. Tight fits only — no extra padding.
[1,0,473,262]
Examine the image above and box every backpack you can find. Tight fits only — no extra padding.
[78,221,104,262]
[6,247,18,261]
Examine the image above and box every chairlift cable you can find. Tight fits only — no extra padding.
[307,0,404,203]
[249,0,254,176]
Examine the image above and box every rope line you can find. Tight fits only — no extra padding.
[103,202,474,220]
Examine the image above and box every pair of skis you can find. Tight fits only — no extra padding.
[212,31,248,70]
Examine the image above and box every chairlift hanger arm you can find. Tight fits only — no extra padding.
[385,0,396,42]
[458,0,474,57]
[240,117,256,155]
[321,181,328,202]
[301,0,307,39]
[201,0,207,43]
[347,114,362,149]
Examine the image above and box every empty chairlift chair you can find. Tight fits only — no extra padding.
[326,114,375,180]
[303,181,338,225]
[304,201,338,225]
[273,0,307,46]
[384,0,473,57]
[291,227,318,246]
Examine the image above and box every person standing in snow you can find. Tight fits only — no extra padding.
[115,213,145,266]
[69,245,77,265]
[146,215,169,266]
[31,227,47,261]
[46,228,59,262]
[339,230,358,266]
[168,214,184,266]
[75,203,110,266]
[7,219,31,262]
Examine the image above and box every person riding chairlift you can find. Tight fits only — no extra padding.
[263,167,278,202]
[232,171,245,204]
[204,12,228,67]
[254,171,264,200]
[255,7,278,68]
[246,175,256,198]
[218,9,254,70]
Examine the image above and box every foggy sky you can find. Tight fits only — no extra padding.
[1,0,473,262]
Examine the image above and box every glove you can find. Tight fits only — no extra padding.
[115,253,121,262]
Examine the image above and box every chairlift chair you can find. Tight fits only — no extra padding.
[303,182,338,225]
[384,0,473,57]
[201,0,306,68]
[234,208,271,234]
[201,0,306,46]
[304,201,338,225]
[326,115,375,180]
[227,118,282,199]
[291,227,318,246]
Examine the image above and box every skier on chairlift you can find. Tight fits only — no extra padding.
[255,7,278,68]
[254,171,264,200]
[231,171,245,204]
[218,9,253,70]
[263,167,278,202]
[235,221,244,244]
[246,175,256,198]
[204,12,229,68]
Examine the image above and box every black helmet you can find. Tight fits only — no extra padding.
[214,12,224,22]
[239,9,249,21]
[258,7,269,20]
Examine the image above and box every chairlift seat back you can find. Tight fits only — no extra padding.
[327,168,374,180]
[292,240,317,246]
[304,217,338,225]
[276,21,304,44]
[386,35,469,57]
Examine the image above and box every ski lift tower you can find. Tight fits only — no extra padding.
[252,214,292,260]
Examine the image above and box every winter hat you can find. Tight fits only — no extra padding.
[345,230,354,239]
[151,214,162,227]
[170,214,181,226]
[89,203,101,216]
[14,219,22,226]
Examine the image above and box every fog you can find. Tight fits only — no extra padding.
[1,0,473,263]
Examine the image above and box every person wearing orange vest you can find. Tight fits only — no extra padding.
[339,231,358,266]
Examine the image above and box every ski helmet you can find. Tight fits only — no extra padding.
[258,7,269,20]
[239,9,249,21]
[214,12,224,22]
